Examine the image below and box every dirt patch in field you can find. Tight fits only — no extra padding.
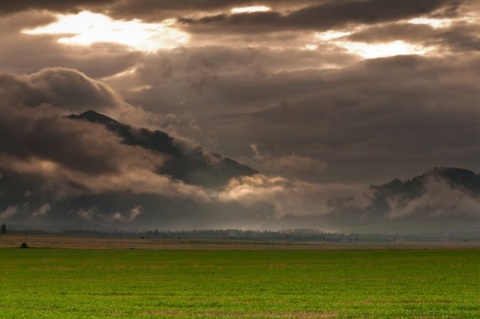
[0,234,479,250]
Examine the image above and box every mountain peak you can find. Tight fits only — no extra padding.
[424,166,476,177]
[68,110,119,125]
[422,167,480,193]
[68,110,257,188]
[372,167,480,198]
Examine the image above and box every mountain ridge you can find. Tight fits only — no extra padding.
[371,166,480,198]
[1,109,478,231]
[68,110,257,188]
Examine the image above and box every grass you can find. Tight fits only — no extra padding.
[0,248,479,318]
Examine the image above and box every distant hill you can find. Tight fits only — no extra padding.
[68,110,257,188]
[365,167,480,225]
[371,167,480,199]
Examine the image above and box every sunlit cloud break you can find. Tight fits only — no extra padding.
[231,6,271,14]
[340,41,429,59]
[23,11,189,52]
[313,32,429,58]
[407,17,454,28]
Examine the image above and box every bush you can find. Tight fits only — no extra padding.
[20,242,28,249]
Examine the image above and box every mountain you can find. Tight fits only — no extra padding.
[1,109,478,234]
[0,110,258,229]
[371,167,480,200]
[68,110,257,188]
[360,167,480,232]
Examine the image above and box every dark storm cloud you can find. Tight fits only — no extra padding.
[0,67,166,178]
[384,175,480,220]
[0,0,115,15]
[106,44,478,184]
[121,53,478,183]
[0,0,311,21]
[102,0,323,22]
[0,9,56,31]
[0,67,167,131]
[346,22,480,52]
[108,0,322,12]
[178,0,462,33]
[0,68,124,113]
[107,45,357,118]
[346,23,437,43]
[0,105,128,175]
[235,54,480,182]
[249,143,328,180]
[105,0,255,21]
[0,69,211,202]
[435,23,480,51]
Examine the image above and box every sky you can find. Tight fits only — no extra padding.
[0,0,479,232]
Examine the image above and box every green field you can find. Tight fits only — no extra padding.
[0,248,479,318]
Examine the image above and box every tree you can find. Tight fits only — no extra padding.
[1,224,5,234]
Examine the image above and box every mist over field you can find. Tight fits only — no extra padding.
[0,0,479,234]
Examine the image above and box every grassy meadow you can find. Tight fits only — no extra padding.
[0,248,479,318]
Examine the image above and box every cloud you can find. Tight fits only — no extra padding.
[0,0,316,21]
[386,176,480,219]
[32,203,51,217]
[435,23,480,52]
[346,23,437,43]
[76,206,96,221]
[105,205,142,222]
[0,0,476,234]
[104,0,256,22]
[0,104,157,176]
[0,67,124,112]
[0,104,213,201]
[250,143,327,180]
[76,204,143,223]
[103,42,479,183]
[215,169,480,229]
[178,0,462,33]
[100,45,356,149]
[0,11,141,77]
[0,206,18,220]
[0,0,115,16]
[217,174,373,218]
[0,10,57,31]
[0,67,179,132]
[0,68,216,202]
[106,45,356,143]
[200,54,479,183]
[345,21,480,53]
